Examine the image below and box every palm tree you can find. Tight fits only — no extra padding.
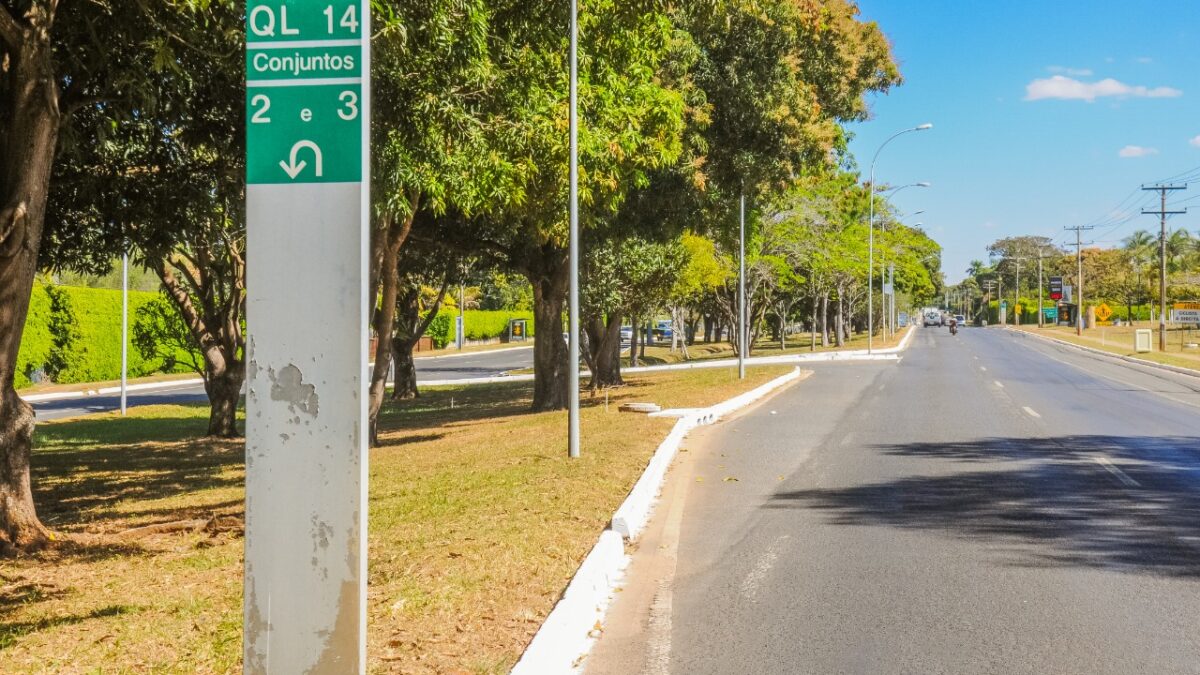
[1123,230,1156,313]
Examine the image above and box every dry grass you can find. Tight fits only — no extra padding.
[1,366,790,673]
[632,328,909,366]
[1013,323,1200,373]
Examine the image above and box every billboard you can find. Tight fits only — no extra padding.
[1049,276,1063,301]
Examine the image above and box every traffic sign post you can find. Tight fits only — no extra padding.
[243,2,369,672]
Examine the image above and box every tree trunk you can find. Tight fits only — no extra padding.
[628,314,638,365]
[835,294,846,347]
[528,260,570,411]
[204,364,244,438]
[810,294,818,352]
[820,294,830,347]
[367,209,416,446]
[0,22,61,553]
[390,340,418,400]
[587,314,624,389]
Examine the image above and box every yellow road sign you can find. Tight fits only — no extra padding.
[1174,301,1200,310]
[1095,303,1113,322]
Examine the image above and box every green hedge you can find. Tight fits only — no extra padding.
[16,283,194,389]
[424,309,537,347]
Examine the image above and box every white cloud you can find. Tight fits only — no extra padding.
[1190,135,1200,148]
[1047,65,1093,77]
[1024,75,1182,102]
[1136,56,1154,64]
[1118,145,1158,158]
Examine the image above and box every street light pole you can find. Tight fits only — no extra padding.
[738,193,746,380]
[121,250,129,416]
[567,0,580,459]
[868,125,932,353]
[872,180,930,346]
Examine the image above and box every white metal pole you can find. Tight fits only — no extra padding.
[121,251,128,416]
[738,194,746,380]
[867,176,875,354]
[567,0,581,458]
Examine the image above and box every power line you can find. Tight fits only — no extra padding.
[1142,183,1188,351]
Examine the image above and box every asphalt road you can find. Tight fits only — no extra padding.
[587,326,1200,675]
[30,345,534,422]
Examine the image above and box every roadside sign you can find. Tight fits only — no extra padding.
[1043,307,1058,321]
[1174,301,1200,311]
[1095,303,1113,322]
[1171,309,1200,324]
[1049,276,1063,300]
[244,1,370,672]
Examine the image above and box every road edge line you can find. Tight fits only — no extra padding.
[510,366,809,675]
[1006,327,1200,381]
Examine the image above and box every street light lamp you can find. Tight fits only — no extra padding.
[877,181,930,340]
[868,124,933,353]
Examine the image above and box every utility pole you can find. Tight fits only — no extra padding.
[567,0,580,458]
[1037,252,1044,328]
[1064,225,1095,336]
[1011,257,1026,326]
[1142,184,1187,352]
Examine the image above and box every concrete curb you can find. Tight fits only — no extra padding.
[1007,328,1200,381]
[414,344,533,361]
[510,366,808,675]
[21,378,205,404]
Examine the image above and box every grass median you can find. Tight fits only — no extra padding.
[1,365,792,673]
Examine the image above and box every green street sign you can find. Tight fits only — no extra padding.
[246,0,363,184]
[1043,307,1058,320]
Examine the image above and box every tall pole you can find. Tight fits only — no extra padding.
[1012,257,1024,326]
[120,250,129,416]
[567,0,581,458]
[866,124,932,353]
[1142,184,1186,352]
[1065,225,1095,336]
[738,194,746,380]
[458,282,465,350]
[1037,254,1044,328]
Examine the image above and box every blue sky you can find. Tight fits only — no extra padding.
[846,0,1200,283]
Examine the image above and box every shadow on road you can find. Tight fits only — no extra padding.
[769,435,1200,577]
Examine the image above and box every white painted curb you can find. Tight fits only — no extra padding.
[510,366,807,675]
[21,378,205,404]
[1007,327,1200,380]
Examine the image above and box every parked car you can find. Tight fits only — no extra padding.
[619,325,633,344]
[954,314,966,327]
[653,320,674,343]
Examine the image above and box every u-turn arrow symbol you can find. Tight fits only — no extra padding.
[279,140,323,179]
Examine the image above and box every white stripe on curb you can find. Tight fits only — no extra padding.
[511,367,809,675]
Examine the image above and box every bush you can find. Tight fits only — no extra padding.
[463,310,535,340]
[425,311,454,349]
[15,283,195,389]
[15,286,52,389]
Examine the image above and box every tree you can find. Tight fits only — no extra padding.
[42,1,248,438]
[366,1,520,445]
[667,233,727,357]
[0,0,206,552]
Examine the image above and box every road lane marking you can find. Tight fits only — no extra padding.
[994,380,1004,388]
[1022,406,1041,418]
[740,535,789,602]
[980,366,987,372]
[1095,456,1141,488]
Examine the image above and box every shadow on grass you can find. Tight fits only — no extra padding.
[769,435,1200,578]
[31,407,243,529]
[376,377,673,447]
[0,604,138,649]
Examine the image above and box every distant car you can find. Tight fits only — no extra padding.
[954,314,966,326]
[923,312,941,327]
[653,320,674,342]
[619,326,633,344]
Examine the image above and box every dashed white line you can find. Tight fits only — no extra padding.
[1095,456,1141,487]
[1022,406,1041,418]
[994,380,1004,388]
[980,366,988,372]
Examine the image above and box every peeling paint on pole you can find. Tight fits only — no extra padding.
[244,1,369,672]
